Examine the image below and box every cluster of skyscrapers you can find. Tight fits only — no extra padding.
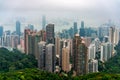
[0,21,21,49]
[0,17,120,76]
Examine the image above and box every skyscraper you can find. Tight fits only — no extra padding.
[42,15,46,30]
[88,44,96,60]
[93,38,101,52]
[27,31,37,55]
[24,29,37,54]
[73,34,88,75]
[98,27,109,38]
[73,22,78,35]
[88,59,98,73]
[100,42,113,61]
[28,24,34,31]
[0,26,3,37]
[24,29,31,54]
[62,47,70,72]
[109,27,114,44]
[24,28,46,59]
[11,35,19,49]
[38,41,46,70]
[113,28,119,45]
[6,35,11,47]
[32,32,42,59]
[16,21,21,36]
[103,36,109,43]
[69,27,74,38]
[46,24,55,44]
[83,37,92,47]
[55,37,60,55]
[46,44,55,72]
[109,27,119,56]
[16,21,21,44]
[59,39,64,68]
[37,30,46,41]
[79,21,85,37]
[81,21,84,28]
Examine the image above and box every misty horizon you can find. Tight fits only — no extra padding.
[0,0,120,31]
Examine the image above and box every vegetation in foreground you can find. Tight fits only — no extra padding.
[0,68,120,80]
[99,41,120,73]
[0,47,37,72]
[1,41,120,80]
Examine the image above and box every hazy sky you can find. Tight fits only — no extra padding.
[0,0,120,31]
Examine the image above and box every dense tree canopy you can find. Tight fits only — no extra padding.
[0,68,120,80]
[99,40,120,73]
[0,47,37,72]
[1,41,120,80]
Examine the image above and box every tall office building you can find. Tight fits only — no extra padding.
[28,30,45,57]
[62,47,70,72]
[114,28,119,45]
[46,44,55,72]
[24,29,31,54]
[93,38,101,52]
[24,29,37,54]
[81,21,84,28]
[88,44,96,60]
[38,41,46,70]
[28,24,34,31]
[83,37,92,47]
[46,24,55,44]
[32,32,42,59]
[73,22,78,35]
[69,27,74,38]
[103,36,109,43]
[37,30,46,41]
[0,37,2,46]
[1,31,11,47]
[73,34,81,72]
[109,27,119,56]
[109,27,114,44]
[63,39,73,58]
[19,38,25,53]
[98,27,109,38]
[11,35,19,49]
[73,34,88,75]
[42,16,46,30]
[59,39,64,68]
[79,21,85,37]
[0,26,3,37]
[24,29,46,57]
[16,21,21,44]
[55,37,60,55]
[88,59,98,73]
[6,35,11,47]
[100,42,113,61]
[27,32,37,55]
[16,21,21,36]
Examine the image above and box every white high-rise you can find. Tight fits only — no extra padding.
[109,27,114,44]
[93,38,101,52]
[46,44,55,72]
[114,28,119,45]
[88,59,98,73]
[88,44,96,59]
[100,42,113,61]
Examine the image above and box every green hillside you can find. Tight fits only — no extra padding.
[0,47,37,72]
[0,40,120,80]
[99,41,120,73]
[0,68,120,80]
